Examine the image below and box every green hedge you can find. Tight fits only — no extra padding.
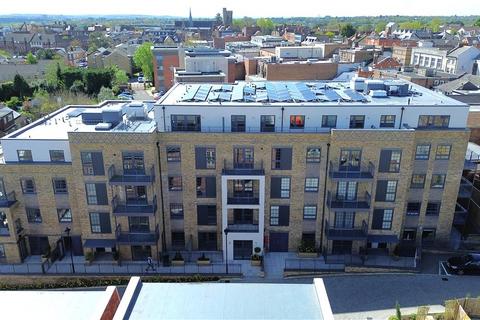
[0,275,220,290]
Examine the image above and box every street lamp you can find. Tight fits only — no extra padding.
[224,228,229,275]
[64,227,75,273]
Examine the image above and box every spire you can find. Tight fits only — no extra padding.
[188,8,193,28]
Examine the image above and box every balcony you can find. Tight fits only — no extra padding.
[0,191,17,208]
[453,203,468,226]
[115,224,159,245]
[108,165,155,186]
[329,161,375,181]
[222,159,265,176]
[227,192,260,205]
[112,195,157,217]
[326,220,368,240]
[458,177,473,198]
[227,217,260,233]
[327,191,371,211]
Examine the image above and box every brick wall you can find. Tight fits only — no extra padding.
[265,62,338,81]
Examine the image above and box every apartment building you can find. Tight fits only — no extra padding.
[0,79,469,264]
[411,46,480,75]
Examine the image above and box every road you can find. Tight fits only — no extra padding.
[130,82,153,101]
[321,274,480,320]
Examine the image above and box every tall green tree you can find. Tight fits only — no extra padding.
[340,24,356,38]
[133,42,154,81]
[375,22,387,34]
[88,31,112,53]
[474,18,480,27]
[215,13,223,26]
[256,18,275,35]
[13,74,32,99]
[26,52,37,64]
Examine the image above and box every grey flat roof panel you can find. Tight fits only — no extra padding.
[193,84,211,101]
[344,89,368,102]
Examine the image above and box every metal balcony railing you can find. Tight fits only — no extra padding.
[227,192,260,205]
[116,224,159,245]
[222,159,264,175]
[329,161,375,180]
[327,191,371,211]
[0,191,17,208]
[112,195,157,217]
[108,164,155,185]
[227,218,260,233]
[325,220,368,240]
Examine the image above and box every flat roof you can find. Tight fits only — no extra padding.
[158,80,467,107]
[128,282,325,319]
[4,101,156,140]
[0,289,113,320]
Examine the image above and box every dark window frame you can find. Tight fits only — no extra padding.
[49,150,65,162]
[166,146,181,162]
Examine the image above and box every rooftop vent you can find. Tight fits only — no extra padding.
[369,90,388,98]
[95,122,112,131]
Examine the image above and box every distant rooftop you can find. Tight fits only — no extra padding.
[4,101,156,140]
[159,79,466,107]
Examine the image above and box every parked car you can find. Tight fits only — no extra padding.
[117,93,134,100]
[446,254,480,275]
[137,76,145,83]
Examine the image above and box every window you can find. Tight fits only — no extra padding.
[26,208,42,223]
[281,177,290,198]
[349,115,365,129]
[231,115,246,132]
[0,212,8,231]
[415,145,430,160]
[168,177,182,191]
[422,229,436,243]
[20,178,36,194]
[403,228,417,241]
[166,146,181,162]
[380,115,396,128]
[418,115,450,128]
[170,204,184,219]
[305,178,319,192]
[195,147,216,169]
[303,206,317,220]
[385,181,397,201]
[372,208,394,230]
[406,202,421,216]
[128,216,150,233]
[411,174,426,189]
[301,233,316,248]
[196,177,216,198]
[260,115,275,132]
[85,183,108,205]
[81,152,104,176]
[52,178,68,194]
[270,205,289,226]
[322,115,337,128]
[336,181,357,200]
[334,212,354,229]
[376,180,397,202]
[89,212,111,233]
[271,148,292,170]
[431,174,446,188]
[426,202,441,216]
[290,115,305,129]
[57,208,72,223]
[0,244,5,259]
[198,232,217,250]
[197,205,217,225]
[339,149,361,171]
[171,115,201,132]
[306,148,321,163]
[233,147,254,168]
[171,232,185,249]
[17,150,32,162]
[122,152,144,174]
[49,150,65,162]
[435,145,451,160]
[379,149,401,173]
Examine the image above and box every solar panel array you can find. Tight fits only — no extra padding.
[178,82,373,104]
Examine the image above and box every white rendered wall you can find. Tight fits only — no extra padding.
[1,139,72,163]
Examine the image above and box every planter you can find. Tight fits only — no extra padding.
[298,252,318,258]
[251,259,261,266]
[171,260,185,266]
[197,259,211,266]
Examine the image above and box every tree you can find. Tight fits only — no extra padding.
[83,69,114,95]
[36,48,56,60]
[256,18,275,35]
[26,52,37,64]
[13,74,31,99]
[97,86,115,102]
[88,31,112,53]
[133,42,154,81]
[325,31,335,39]
[395,302,402,320]
[215,13,223,26]
[5,96,21,109]
[69,80,85,95]
[398,21,424,30]
[375,22,387,34]
[474,18,480,27]
[429,18,442,32]
[340,24,356,38]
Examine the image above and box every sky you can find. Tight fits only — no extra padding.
[1,0,479,17]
